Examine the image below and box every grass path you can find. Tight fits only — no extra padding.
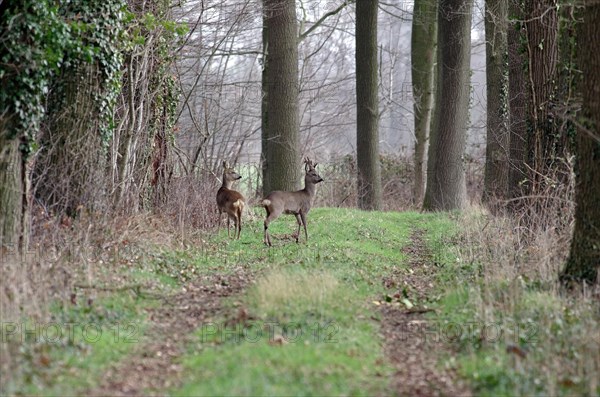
[165,209,467,396]
[88,268,253,395]
[381,228,470,396]
[4,209,468,396]
[4,208,597,396]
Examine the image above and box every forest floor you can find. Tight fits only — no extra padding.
[2,208,598,396]
[90,221,468,396]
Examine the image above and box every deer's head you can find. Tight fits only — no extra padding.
[222,161,242,185]
[303,157,323,184]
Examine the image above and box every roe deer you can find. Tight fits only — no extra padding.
[216,161,245,239]
[261,157,324,246]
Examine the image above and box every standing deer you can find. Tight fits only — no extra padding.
[261,157,324,246]
[216,161,245,239]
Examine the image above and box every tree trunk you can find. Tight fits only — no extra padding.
[261,16,271,195]
[0,136,30,251]
[525,0,559,193]
[33,63,105,217]
[560,1,600,285]
[411,0,437,206]
[507,0,528,203]
[423,0,472,211]
[356,0,382,210]
[483,0,509,206]
[262,0,301,193]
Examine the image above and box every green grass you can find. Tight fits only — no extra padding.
[8,207,593,396]
[2,292,150,395]
[425,211,600,397]
[3,208,435,396]
[171,208,425,396]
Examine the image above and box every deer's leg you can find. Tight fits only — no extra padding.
[227,215,231,238]
[236,209,242,240]
[263,208,271,246]
[300,212,308,242]
[294,214,302,243]
[264,209,277,247]
[263,221,271,247]
[217,209,222,234]
[264,220,272,246]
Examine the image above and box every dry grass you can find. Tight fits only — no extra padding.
[251,270,340,313]
[163,173,221,232]
[1,171,232,324]
[452,200,599,395]
[0,207,217,390]
[316,154,415,211]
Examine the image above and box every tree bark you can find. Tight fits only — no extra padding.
[483,0,509,206]
[262,0,301,193]
[356,0,382,210]
[33,63,105,217]
[525,0,559,192]
[507,0,528,203]
[411,0,437,206]
[560,1,600,285]
[423,0,472,211]
[261,15,272,196]
[0,136,30,251]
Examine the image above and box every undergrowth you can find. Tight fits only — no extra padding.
[428,206,599,396]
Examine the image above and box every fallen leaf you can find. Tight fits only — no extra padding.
[506,344,527,358]
[269,335,287,346]
[401,298,414,309]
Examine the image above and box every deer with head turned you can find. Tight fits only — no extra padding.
[261,157,324,246]
[216,161,245,239]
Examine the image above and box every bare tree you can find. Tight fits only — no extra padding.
[524,1,560,195]
[423,0,472,211]
[561,0,600,286]
[482,0,509,206]
[262,0,301,193]
[111,0,181,212]
[411,0,437,205]
[0,137,29,250]
[34,63,106,217]
[507,0,528,204]
[356,0,382,210]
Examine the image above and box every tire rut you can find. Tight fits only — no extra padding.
[380,228,471,397]
[87,265,253,396]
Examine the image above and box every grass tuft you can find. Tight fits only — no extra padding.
[429,204,600,396]
[252,270,340,314]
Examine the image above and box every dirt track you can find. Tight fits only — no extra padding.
[381,229,471,397]
[87,230,469,396]
[88,266,253,396]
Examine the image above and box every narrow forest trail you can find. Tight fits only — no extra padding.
[86,224,470,396]
[8,209,477,396]
[5,209,597,396]
[380,228,471,396]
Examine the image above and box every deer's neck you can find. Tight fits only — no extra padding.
[303,180,317,197]
[222,177,233,190]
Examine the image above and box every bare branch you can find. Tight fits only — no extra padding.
[298,0,353,42]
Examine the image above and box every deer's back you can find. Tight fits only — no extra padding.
[217,187,245,210]
[263,190,311,214]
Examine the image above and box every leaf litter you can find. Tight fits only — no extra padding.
[87,265,254,396]
[380,228,471,397]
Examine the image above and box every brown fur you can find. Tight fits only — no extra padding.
[261,157,323,246]
[216,162,245,239]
